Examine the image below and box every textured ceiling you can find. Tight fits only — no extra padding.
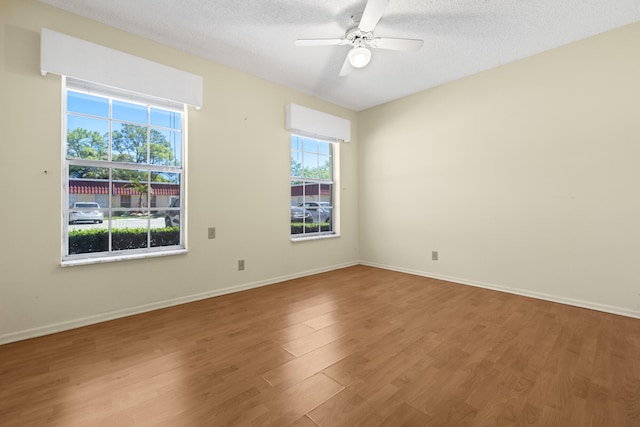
[38,0,640,111]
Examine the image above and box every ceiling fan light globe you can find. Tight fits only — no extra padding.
[348,46,371,68]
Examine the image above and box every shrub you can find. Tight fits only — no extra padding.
[150,227,180,247]
[291,222,331,235]
[68,228,108,254]
[69,227,180,254]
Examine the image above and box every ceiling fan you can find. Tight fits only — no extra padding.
[294,0,423,76]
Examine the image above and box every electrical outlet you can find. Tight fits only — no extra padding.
[432,251,438,261]
[238,259,245,271]
[208,227,216,239]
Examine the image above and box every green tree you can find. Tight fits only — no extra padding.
[67,128,107,160]
[124,177,153,208]
[291,159,330,179]
[303,160,331,179]
[314,159,331,180]
[67,128,108,178]
[68,125,177,181]
[291,158,303,177]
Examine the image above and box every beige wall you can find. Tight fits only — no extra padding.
[359,22,640,317]
[0,0,359,343]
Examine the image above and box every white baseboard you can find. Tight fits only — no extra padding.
[0,261,359,345]
[360,261,640,320]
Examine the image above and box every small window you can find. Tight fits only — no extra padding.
[290,135,335,238]
[63,78,185,264]
[120,195,131,208]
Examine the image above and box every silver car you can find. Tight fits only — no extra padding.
[69,202,104,224]
[301,201,332,223]
[291,202,313,223]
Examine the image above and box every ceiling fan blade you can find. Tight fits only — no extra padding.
[359,0,390,32]
[339,54,354,77]
[371,37,423,51]
[294,38,346,47]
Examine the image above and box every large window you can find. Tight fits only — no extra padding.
[290,135,335,238]
[63,78,185,263]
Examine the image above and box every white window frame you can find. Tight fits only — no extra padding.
[61,77,187,266]
[290,134,338,240]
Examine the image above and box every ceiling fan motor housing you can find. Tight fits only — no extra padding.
[346,26,374,47]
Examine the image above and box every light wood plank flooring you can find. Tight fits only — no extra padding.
[1,265,639,426]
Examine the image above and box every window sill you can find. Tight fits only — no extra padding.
[61,248,188,267]
[291,233,340,242]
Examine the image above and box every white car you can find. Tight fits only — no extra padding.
[69,202,104,224]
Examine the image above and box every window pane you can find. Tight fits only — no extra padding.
[163,198,180,228]
[303,152,319,178]
[112,169,150,211]
[67,168,108,254]
[290,180,310,235]
[318,155,331,179]
[150,173,180,209]
[67,116,109,160]
[68,171,108,214]
[113,100,148,124]
[303,138,318,153]
[303,182,320,205]
[318,141,330,156]
[151,108,181,130]
[150,210,180,247]
[291,151,303,178]
[112,221,149,251]
[67,91,108,117]
[68,163,109,180]
[111,168,151,252]
[151,171,180,185]
[291,135,303,152]
[112,123,148,163]
[302,183,333,231]
[320,184,334,231]
[151,129,181,166]
[68,228,108,255]
[290,180,304,207]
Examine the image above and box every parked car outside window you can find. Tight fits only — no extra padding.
[165,198,180,227]
[69,202,104,224]
[301,201,332,223]
[290,201,313,223]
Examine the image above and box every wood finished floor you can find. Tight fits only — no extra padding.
[1,265,639,426]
